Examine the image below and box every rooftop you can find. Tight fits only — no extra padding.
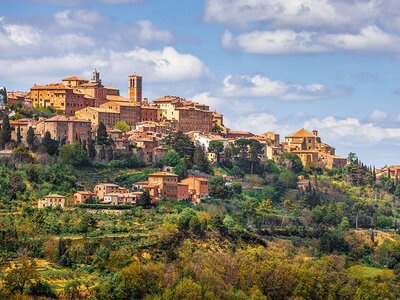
[62,76,88,82]
[286,128,317,138]
[45,194,65,198]
[148,172,178,177]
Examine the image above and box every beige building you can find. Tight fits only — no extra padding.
[100,101,141,128]
[31,83,85,115]
[94,183,128,200]
[284,129,347,169]
[39,115,91,144]
[38,194,66,208]
[152,96,213,133]
[147,172,179,200]
[180,176,209,200]
[75,107,120,127]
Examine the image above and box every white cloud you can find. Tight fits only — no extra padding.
[0,10,175,57]
[233,113,281,134]
[54,9,105,30]
[3,24,41,46]
[220,74,348,100]
[223,26,400,55]
[369,109,389,122]
[208,0,400,55]
[204,0,386,31]
[193,92,257,115]
[0,47,209,85]
[304,116,400,144]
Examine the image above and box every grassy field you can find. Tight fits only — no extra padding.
[346,265,394,279]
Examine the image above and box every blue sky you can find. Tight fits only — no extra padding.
[2,0,400,167]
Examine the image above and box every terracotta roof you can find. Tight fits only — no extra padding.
[87,107,119,114]
[148,172,178,177]
[31,84,71,90]
[141,106,158,110]
[75,191,93,195]
[79,83,101,87]
[286,129,316,138]
[62,76,88,82]
[97,183,119,187]
[106,95,131,102]
[144,184,159,188]
[46,194,65,198]
[109,101,140,107]
[128,74,142,77]
[44,115,90,123]
[103,86,119,90]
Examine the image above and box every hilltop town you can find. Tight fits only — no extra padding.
[2,72,400,299]
[0,70,353,205]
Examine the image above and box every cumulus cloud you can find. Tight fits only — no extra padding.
[207,0,400,55]
[0,47,209,86]
[368,109,389,122]
[304,116,400,144]
[204,0,394,31]
[222,26,400,55]
[219,74,349,100]
[192,92,257,115]
[0,9,174,59]
[3,24,41,46]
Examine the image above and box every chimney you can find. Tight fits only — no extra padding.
[312,130,318,136]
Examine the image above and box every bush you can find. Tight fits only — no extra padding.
[26,280,56,298]
[77,204,133,210]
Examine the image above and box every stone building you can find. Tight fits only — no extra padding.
[38,194,66,208]
[39,116,91,144]
[30,83,85,115]
[146,172,179,200]
[100,101,141,128]
[284,129,347,169]
[180,176,209,201]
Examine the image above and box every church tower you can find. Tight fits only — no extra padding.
[128,74,142,103]
[91,69,101,84]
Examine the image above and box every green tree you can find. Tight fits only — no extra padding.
[97,121,108,145]
[16,125,21,146]
[209,175,227,199]
[279,152,303,174]
[78,214,98,236]
[208,140,224,165]
[114,120,130,132]
[3,256,39,294]
[26,126,35,149]
[88,138,96,159]
[41,131,58,155]
[137,190,152,208]
[1,113,11,147]
[338,216,350,233]
[257,199,274,227]
[165,149,180,167]
[163,131,195,166]
[193,143,210,173]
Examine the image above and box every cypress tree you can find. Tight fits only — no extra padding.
[1,113,11,147]
[97,122,108,145]
[88,138,96,159]
[16,125,21,146]
[26,126,35,148]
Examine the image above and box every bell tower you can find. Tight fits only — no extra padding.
[91,69,101,84]
[128,74,142,103]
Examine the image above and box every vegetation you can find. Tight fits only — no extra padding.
[1,131,400,298]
